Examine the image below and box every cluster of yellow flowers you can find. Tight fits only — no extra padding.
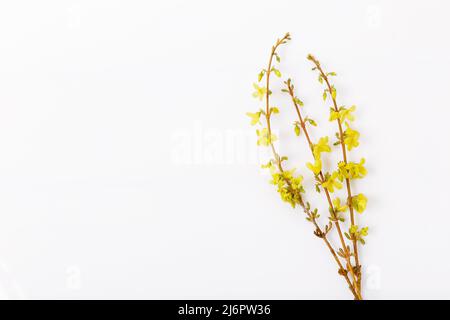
[329,106,360,150]
[329,105,356,122]
[270,168,305,208]
[337,158,367,180]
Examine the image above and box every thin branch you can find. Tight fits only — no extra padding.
[307,54,362,293]
[286,80,361,299]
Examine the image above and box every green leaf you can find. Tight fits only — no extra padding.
[273,68,282,78]
[306,118,317,126]
[361,227,369,236]
[261,160,273,169]
[275,53,281,63]
[258,70,266,82]
[294,97,304,106]
[327,72,337,76]
[323,90,327,101]
[294,124,301,136]
[318,75,323,84]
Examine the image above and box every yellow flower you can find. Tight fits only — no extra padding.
[351,193,367,213]
[313,136,331,158]
[349,158,367,179]
[252,83,267,101]
[306,158,322,175]
[337,162,347,181]
[246,111,261,125]
[338,158,367,180]
[256,128,277,146]
[332,198,348,213]
[282,168,295,180]
[305,136,328,177]
[290,175,304,192]
[329,105,356,123]
[348,225,369,244]
[270,172,284,187]
[344,123,360,151]
[329,110,339,122]
[271,169,304,208]
[279,187,300,208]
[322,172,343,193]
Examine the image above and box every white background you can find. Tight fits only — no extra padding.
[0,0,449,299]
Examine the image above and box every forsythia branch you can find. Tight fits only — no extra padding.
[247,33,368,300]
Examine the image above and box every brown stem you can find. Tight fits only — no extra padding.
[308,55,362,293]
[286,83,361,299]
[309,217,360,300]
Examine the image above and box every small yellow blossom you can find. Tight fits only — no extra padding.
[322,172,343,193]
[332,198,348,213]
[349,225,358,234]
[306,158,322,175]
[329,110,339,122]
[344,123,360,151]
[270,172,284,187]
[337,162,347,181]
[351,193,368,213]
[337,158,367,180]
[329,105,356,123]
[348,225,369,244]
[290,175,304,192]
[252,83,267,101]
[246,111,261,125]
[348,158,367,179]
[256,128,277,146]
[313,136,331,158]
[271,169,304,208]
